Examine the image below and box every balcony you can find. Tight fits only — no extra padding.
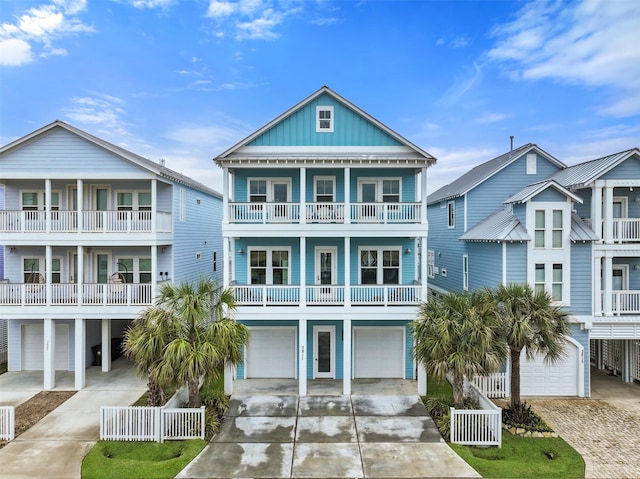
[600,290,640,316]
[583,217,640,243]
[0,282,152,306]
[0,210,173,233]
[228,202,421,225]
[231,284,421,306]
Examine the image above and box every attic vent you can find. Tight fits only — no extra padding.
[440,269,447,277]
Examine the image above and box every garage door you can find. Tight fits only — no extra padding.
[22,324,69,370]
[246,328,296,378]
[520,341,579,396]
[354,328,404,378]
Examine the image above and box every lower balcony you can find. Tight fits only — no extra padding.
[603,290,640,316]
[232,284,421,306]
[0,282,153,306]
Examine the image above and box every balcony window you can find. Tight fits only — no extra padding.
[360,248,400,285]
[250,248,289,285]
[116,257,152,283]
[382,180,400,203]
[315,178,335,202]
[21,191,59,211]
[249,180,267,203]
[117,191,152,211]
[22,258,60,283]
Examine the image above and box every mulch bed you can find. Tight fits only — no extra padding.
[0,390,76,448]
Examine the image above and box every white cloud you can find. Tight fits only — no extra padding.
[311,17,339,26]
[236,8,283,40]
[427,146,500,194]
[488,0,640,117]
[475,112,509,124]
[130,0,175,8]
[62,94,132,139]
[0,0,93,66]
[0,38,33,66]
[207,0,237,17]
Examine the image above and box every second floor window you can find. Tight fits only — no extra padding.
[315,178,335,202]
[552,210,563,248]
[23,257,60,283]
[116,258,152,283]
[117,192,152,211]
[448,201,455,228]
[360,248,400,285]
[250,180,267,203]
[535,263,563,302]
[463,255,469,291]
[21,191,60,211]
[250,249,290,285]
[535,210,545,247]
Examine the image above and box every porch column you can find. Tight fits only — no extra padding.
[343,318,352,395]
[222,168,229,224]
[223,237,230,288]
[151,245,158,301]
[344,167,350,224]
[75,318,86,390]
[77,179,84,233]
[299,319,307,396]
[45,245,52,306]
[596,339,604,370]
[421,236,428,300]
[603,254,613,316]
[421,167,428,224]
[594,256,602,316]
[603,184,614,243]
[101,318,111,372]
[300,167,306,224]
[77,245,84,305]
[151,179,157,232]
[344,237,350,307]
[417,363,427,396]
[300,237,306,307]
[43,318,55,390]
[45,179,52,234]
[622,340,632,383]
[224,362,234,395]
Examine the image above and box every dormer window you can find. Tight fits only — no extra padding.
[316,106,334,132]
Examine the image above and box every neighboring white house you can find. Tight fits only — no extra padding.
[215,86,436,395]
[0,121,223,389]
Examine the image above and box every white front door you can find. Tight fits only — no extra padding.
[315,247,337,300]
[314,326,335,379]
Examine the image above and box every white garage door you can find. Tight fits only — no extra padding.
[246,328,296,378]
[520,341,579,396]
[22,324,69,370]
[354,328,404,378]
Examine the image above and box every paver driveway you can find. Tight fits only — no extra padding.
[177,394,480,478]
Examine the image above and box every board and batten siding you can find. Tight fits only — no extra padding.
[466,153,562,228]
[1,129,148,177]
[247,93,403,147]
[570,242,593,315]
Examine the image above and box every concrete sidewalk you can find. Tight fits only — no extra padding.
[0,360,146,479]
[178,394,480,479]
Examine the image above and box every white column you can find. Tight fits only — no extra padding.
[151,179,157,232]
[75,319,86,390]
[344,167,351,224]
[45,245,52,306]
[299,319,307,396]
[591,184,600,239]
[343,318,352,395]
[603,184,614,243]
[421,236,428,300]
[421,167,428,224]
[603,254,613,316]
[594,256,602,316]
[417,363,427,396]
[344,237,351,307]
[45,179,51,233]
[43,318,55,390]
[623,340,632,383]
[77,245,84,305]
[300,167,306,224]
[101,318,111,372]
[223,237,230,288]
[300,237,306,307]
[151,245,158,300]
[224,362,234,395]
[77,179,84,232]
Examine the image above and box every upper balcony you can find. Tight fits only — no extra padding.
[228,202,422,225]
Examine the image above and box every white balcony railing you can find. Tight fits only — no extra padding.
[0,282,153,306]
[232,284,420,306]
[608,290,640,315]
[0,210,172,233]
[227,202,421,224]
[612,219,640,242]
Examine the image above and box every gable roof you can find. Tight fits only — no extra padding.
[427,144,566,205]
[459,206,531,242]
[0,120,221,198]
[214,85,436,165]
[548,148,640,189]
[504,180,582,205]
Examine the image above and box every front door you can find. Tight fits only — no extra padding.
[314,326,335,379]
[315,247,337,300]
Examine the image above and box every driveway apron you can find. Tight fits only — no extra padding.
[177,394,480,479]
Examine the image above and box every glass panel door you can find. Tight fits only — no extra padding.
[314,326,334,378]
[96,254,109,283]
[272,182,288,218]
[360,182,377,218]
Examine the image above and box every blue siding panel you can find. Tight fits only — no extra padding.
[506,242,528,283]
[570,242,593,315]
[468,242,503,290]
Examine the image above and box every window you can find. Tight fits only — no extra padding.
[116,258,152,283]
[526,153,537,174]
[360,248,400,284]
[535,210,545,247]
[250,248,290,285]
[382,180,400,203]
[552,264,563,301]
[22,258,60,283]
[117,193,133,211]
[552,210,563,248]
[463,255,469,291]
[427,250,435,278]
[22,192,39,211]
[316,106,334,132]
[534,263,564,302]
[447,201,455,228]
[21,191,60,210]
[248,178,290,203]
[315,177,335,202]
[358,178,401,202]
[213,252,217,272]
[535,263,545,294]
[118,192,152,211]
[249,180,267,203]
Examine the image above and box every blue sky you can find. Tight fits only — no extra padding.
[1,0,639,194]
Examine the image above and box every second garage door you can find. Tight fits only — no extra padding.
[520,341,580,396]
[22,323,69,370]
[353,328,404,378]
[246,328,296,378]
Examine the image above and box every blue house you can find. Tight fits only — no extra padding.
[215,86,436,395]
[0,120,223,389]
[427,144,640,397]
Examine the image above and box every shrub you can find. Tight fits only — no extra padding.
[503,402,553,432]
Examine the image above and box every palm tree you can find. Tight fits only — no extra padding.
[492,283,569,409]
[412,290,506,408]
[124,279,249,407]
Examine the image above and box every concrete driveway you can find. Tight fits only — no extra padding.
[528,368,640,479]
[177,394,480,479]
[0,360,146,479]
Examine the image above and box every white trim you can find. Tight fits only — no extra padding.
[316,105,334,133]
[313,325,335,379]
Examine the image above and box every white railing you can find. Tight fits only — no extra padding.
[609,291,640,315]
[0,406,15,441]
[0,282,152,306]
[471,373,509,399]
[450,408,502,447]
[612,219,640,241]
[100,406,205,443]
[227,202,421,224]
[231,284,420,306]
[0,210,172,233]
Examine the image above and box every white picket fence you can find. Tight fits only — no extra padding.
[0,406,15,441]
[449,379,503,447]
[100,406,205,443]
[471,372,509,399]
